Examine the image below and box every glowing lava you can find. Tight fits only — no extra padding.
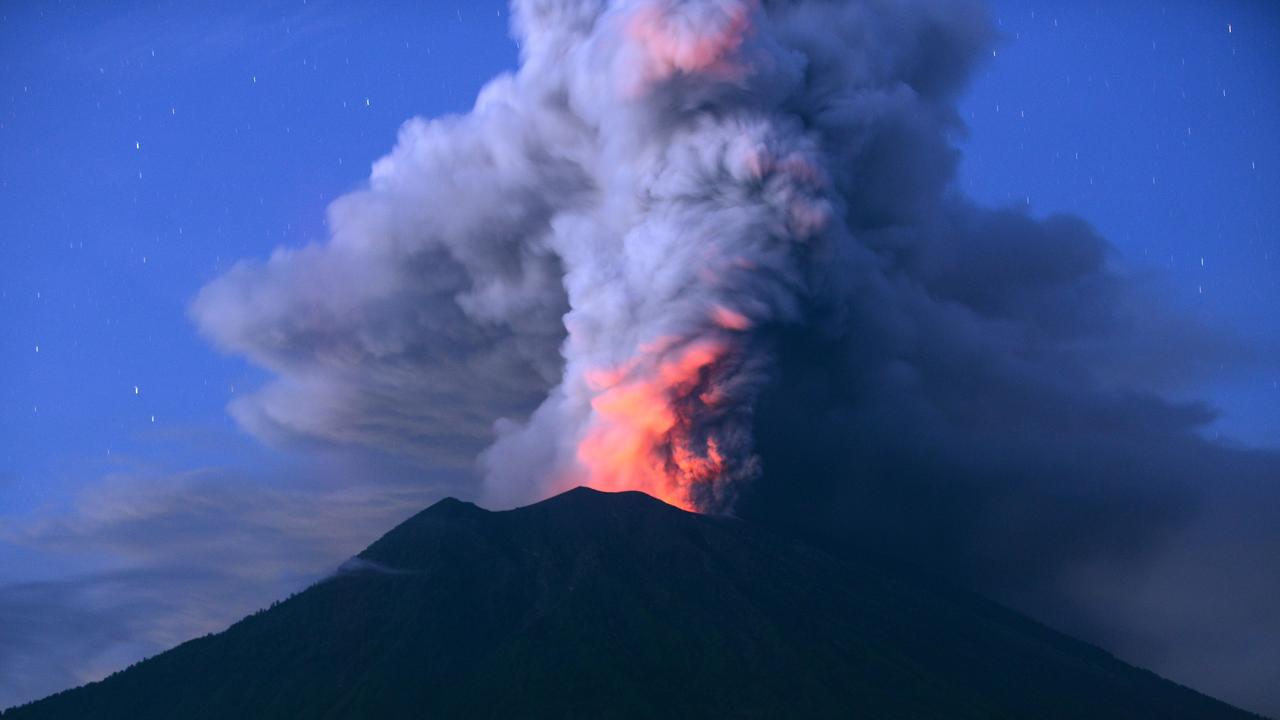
[577,339,730,511]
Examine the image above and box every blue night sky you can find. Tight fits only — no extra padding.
[1,0,1277,714]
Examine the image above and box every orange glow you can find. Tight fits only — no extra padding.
[711,304,752,331]
[573,0,765,508]
[627,2,754,88]
[576,339,730,511]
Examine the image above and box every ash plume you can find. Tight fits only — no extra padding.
[192,0,1280,713]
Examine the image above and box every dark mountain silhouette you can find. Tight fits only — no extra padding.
[2,487,1262,719]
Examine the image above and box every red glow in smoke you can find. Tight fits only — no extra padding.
[573,2,767,511]
[626,1,754,89]
[711,304,752,331]
[577,338,730,511]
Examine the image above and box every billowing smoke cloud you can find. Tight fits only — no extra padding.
[196,0,994,512]
[193,0,1280,713]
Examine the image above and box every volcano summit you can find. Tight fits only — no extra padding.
[2,488,1258,719]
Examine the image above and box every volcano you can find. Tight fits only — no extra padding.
[2,487,1259,719]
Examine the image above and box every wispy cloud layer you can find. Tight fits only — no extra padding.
[0,467,434,709]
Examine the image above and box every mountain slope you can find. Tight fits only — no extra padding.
[2,487,1260,719]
